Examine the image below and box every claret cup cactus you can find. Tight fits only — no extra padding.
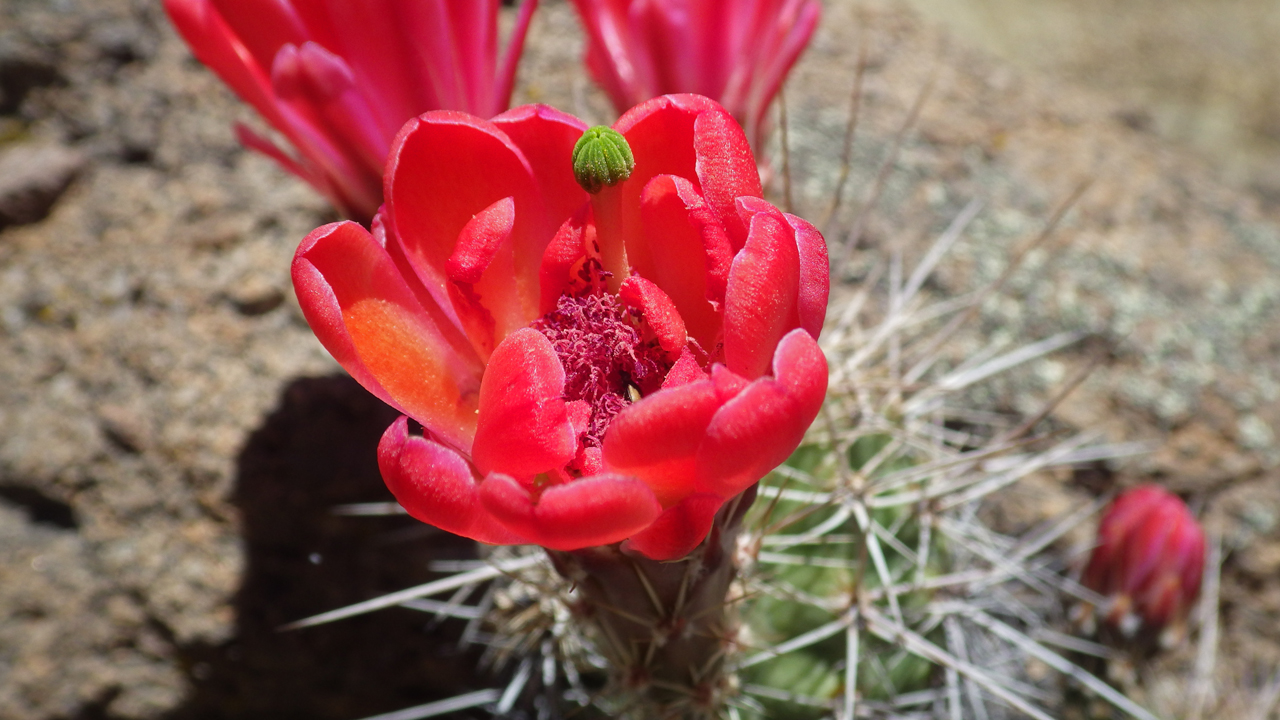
[291,94,828,716]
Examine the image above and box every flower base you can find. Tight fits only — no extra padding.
[547,486,757,719]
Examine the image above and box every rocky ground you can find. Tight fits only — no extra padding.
[0,0,1276,718]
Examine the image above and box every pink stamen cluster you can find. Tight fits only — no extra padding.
[534,292,669,449]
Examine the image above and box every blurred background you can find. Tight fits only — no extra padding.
[904,0,1280,200]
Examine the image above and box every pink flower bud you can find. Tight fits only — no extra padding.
[1082,484,1206,638]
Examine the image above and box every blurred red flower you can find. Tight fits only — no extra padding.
[164,0,537,222]
[568,0,821,149]
[292,95,828,559]
[1082,484,1206,639]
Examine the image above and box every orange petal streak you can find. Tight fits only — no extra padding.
[343,296,479,448]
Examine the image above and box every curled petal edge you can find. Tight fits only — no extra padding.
[697,328,828,498]
[622,493,725,561]
[479,473,663,551]
[378,416,526,546]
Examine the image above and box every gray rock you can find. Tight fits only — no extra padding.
[0,143,84,227]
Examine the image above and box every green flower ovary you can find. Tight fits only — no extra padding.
[572,126,634,194]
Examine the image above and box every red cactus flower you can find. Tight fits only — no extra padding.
[1082,484,1206,637]
[163,0,537,223]
[292,94,828,560]
[568,0,821,150]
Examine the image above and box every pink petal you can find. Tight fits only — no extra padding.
[385,112,544,335]
[272,40,353,101]
[737,196,830,340]
[379,416,525,545]
[786,210,830,339]
[567,400,593,438]
[619,276,687,354]
[491,103,591,238]
[164,0,294,149]
[623,492,726,560]
[472,328,580,478]
[447,196,515,284]
[292,221,483,451]
[693,107,763,250]
[602,378,727,507]
[1121,504,1179,596]
[478,473,662,550]
[295,0,423,133]
[740,0,822,148]
[1083,484,1206,631]
[444,196,525,359]
[662,347,708,389]
[493,0,540,116]
[1172,519,1207,601]
[588,95,722,293]
[772,324,829,407]
[697,328,827,498]
[577,446,604,476]
[206,0,308,70]
[710,363,750,401]
[723,205,801,379]
[235,123,311,185]
[167,0,382,220]
[266,42,385,214]
[615,93,720,190]
[538,205,594,315]
[287,41,388,169]
[637,174,729,350]
[1092,487,1179,595]
[569,0,656,111]
[630,0,683,96]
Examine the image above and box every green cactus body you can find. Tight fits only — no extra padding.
[736,434,949,718]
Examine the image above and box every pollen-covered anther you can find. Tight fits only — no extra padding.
[532,292,670,458]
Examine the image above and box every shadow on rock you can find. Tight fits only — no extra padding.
[169,374,485,720]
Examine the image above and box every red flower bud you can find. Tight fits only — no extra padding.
[163,0,538,222]
[291,96,830,560]
[1081,484,1206,638]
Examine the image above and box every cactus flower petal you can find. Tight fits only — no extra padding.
[697,328,827,498]
[724,208,802,379]
[379,416,526,545]
[623,493,726,561]
[479,472,662,550]
[602,378,725,507]
[472,329,580,478]
[292,220,483,452]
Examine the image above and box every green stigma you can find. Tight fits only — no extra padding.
[572,126,634,194]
